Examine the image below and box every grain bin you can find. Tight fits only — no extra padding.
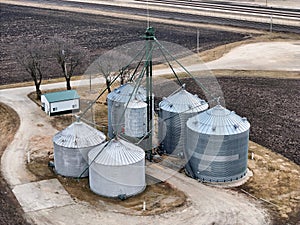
[159,88,208,155]
[125,99,147,138]
[107,83,146,139]
[53,121,106,177]
[185,105,250,182]
[88,138,146,197]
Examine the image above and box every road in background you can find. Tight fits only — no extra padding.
[2,0,300,33]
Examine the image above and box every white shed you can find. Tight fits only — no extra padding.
[41,90,80,116]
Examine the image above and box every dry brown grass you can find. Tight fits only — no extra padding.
[0,103,20,153]
[0,76,83,90]
[239,141,300,223]
[213,70,300,79]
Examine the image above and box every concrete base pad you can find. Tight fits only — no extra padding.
[12,179,74,212]
[204,168,253,188]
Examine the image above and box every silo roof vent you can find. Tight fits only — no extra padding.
[53,121,106,148]
[107,83,146,102]
[187,105,250,135]
[89,139,145,166]
[159,89,208,113]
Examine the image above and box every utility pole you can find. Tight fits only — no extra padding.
[197,29,200,54]
[89,71,92,92]
[270,15,273,32]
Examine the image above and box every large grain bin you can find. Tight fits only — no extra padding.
[53,121,106,177]
[88,138,146,197]
[185,105,250,182]
[125,99,147,138]
[159,88,208,155]
[107,83,146,139]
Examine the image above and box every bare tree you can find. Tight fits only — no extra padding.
[51,37,87,90]
[119,66,133,85]
[15,40,48,99]
[92,50,131,93]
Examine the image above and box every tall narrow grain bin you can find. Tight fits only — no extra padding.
[88,138,146,197]
[159,88,208,155]
[53,121,106,177]
[107,83,146,139]
[185,105,250,182]
[125,99,147,138]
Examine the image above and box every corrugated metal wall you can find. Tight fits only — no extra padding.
[53,121,106,177]
[185,131,249,182]
[158,89,208,155]
[159,110,199,155]
[185,105,250,182]
[54,144,93,177]
[125,100,147,138]
[89,160,146,197]
[107,83,146,138]
[88,139,146,197]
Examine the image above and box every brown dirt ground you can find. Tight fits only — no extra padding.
[0,4,248,86]
[217,76,300,166]
[0,103,30,225]
[26,134,187,216]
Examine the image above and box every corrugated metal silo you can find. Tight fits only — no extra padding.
[88,138,146,197]
[53,121,106,177]
[185,105,250,182]
[107,83,146,139]
[125,99,147,138]
[159,88,208,155]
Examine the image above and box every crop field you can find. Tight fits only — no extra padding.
[0,4,246,85]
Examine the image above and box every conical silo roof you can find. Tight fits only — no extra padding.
[107,83,146,103]
[159,89,208,113]
[127,99,147,109]
[187,105,250,135]
[89,138,145,166]
[53,121,106,148]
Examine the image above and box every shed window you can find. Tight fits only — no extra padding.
[53,107,57,112]
[72,104,77,108]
